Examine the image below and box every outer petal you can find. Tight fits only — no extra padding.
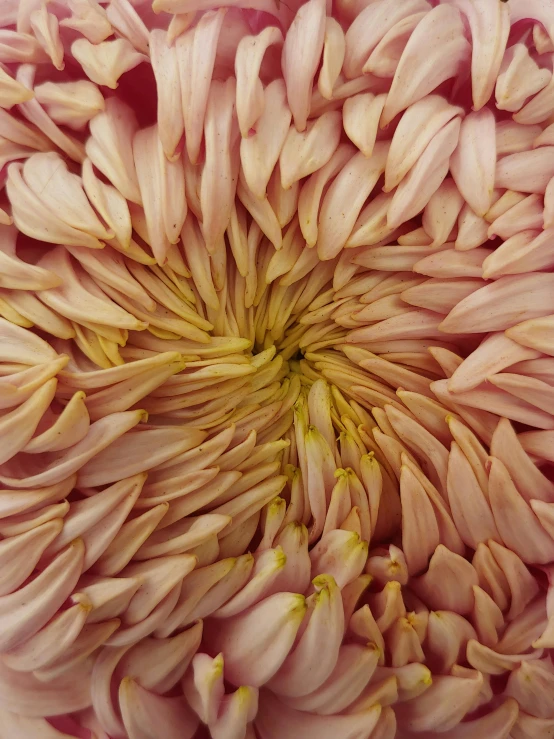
[281,0,326,132]
[381,5,470,126]
[450,109,496,217]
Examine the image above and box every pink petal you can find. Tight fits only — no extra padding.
[381,5,470,126]
[255,689,381,739]
[412,545,478,615]
[450,108,496,216]
[387,117,461,230]
[281,0,326,132]
[268,573,344,697]
[343,0,430,79]
[444,0,509,110]
[496,40,551,112]
[204,591,307,687]
[488,456,554,564]
[119,678,198,739]
[235,26,283,138]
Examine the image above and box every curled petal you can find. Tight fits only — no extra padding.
[71,38,147,90]
[387,117,460,230]
[235,25,283,138]
[397,670,484,733]
[488,456,554,564]
[119,678,198,739]
[450,108,496,217]
[343,0,431,80]
[204,591,307,687]
[381,5,470,126]
[412,545,478,615]
[444,0,509,110]
[282,0,326,132]
[255,689,381,739]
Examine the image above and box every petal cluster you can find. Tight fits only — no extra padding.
[0,1,552,738]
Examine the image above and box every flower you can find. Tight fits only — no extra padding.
[0,0,552,737]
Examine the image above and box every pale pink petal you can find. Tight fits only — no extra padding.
[381,5,470,126]
[298,142,353,246]
[343,0,431,80]
[422,178,464,247]
[519,429,554,463]
[29,5,64,71]
[204,591,307,687]
[0,659,92,717]
[235,26,283,137]
[176,9,226,165]
[414,246,492,278]
[496,41,551,112]
[496,121,542,155]
[86,97,141,205]
[387,117,461,230]
[119,678,198,739]
[507,314,554,357]
[0,518,62,597]
[210,686,259,739]
[488,194,544,238]
[309,528,368,587]
[202,78,239,246]
[364,12,427,79]
[268,573,343,697]
[488,456,554,564]
[443,0,509,109]
[401,277,484,315]
[60,0,113,44]
[318,17,345,100]
[281,0,326,132]
[440,273,554,333]
[150,29,184,161]
[133,124,186,264]
[496,147,554,193]
[240,79,291,199]
[0,539,84,652]
[255,689,381,739]
[282,642,381,714]
[433,377,554,430]
[455,203,490,251]
[105,0,150,54]
[34,80,104,131]
[399,463,439,575]
[71,38,147,90]
[434,698,519,739]
[450,108,496,216]
[385,95,463,192]
[489,372,554,417]
[447,442,500,549]
[343,92,386,158]
[449,332,540,393]
[412,545,478,615]
[505,657,554,719]
[426,610,476,673]
[317,142,389,259]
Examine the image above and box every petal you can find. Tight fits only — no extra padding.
[71,37,147,89]
[255,689,381,739]
[488,456,554,564]
[282,0,326,131]
[119,678,198,739]
[387,117,461,230]
[381,4,470,126]
[343,0,431,79]
[204,591,307,687]
[450,108,496,216]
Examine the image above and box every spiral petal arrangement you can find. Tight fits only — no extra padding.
[0,1,552,738]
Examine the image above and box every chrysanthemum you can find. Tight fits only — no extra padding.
[0,0,553,737]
